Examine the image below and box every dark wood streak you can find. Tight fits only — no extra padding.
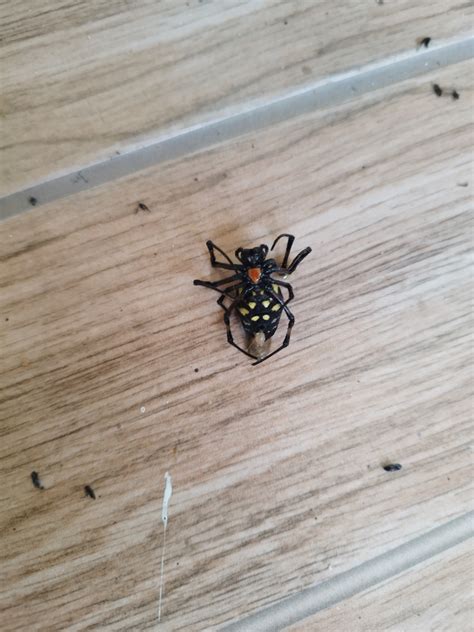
[0,235,63,262]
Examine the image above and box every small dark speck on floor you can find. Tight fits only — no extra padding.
[28,196,38,206]
[194,177,199,182]
[283,19,288,25]
[31,471,44,489]
[457,182,469,187]
[194,368,199,373]
[135,202,151,213]
[5,317,9,322]
[432,85,459,100]
[84,485,96,499]
[383,463,402,472]
[417,37,431,49]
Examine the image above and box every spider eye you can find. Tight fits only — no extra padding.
[260,244,269,257]
[235,248,243,260]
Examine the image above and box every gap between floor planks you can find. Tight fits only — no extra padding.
[222,512,474,631]
[2,0,471,196]
[0,36,472,220]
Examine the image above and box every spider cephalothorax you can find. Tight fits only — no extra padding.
[193,234,311,365]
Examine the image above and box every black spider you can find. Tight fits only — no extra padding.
[193,234,311,365]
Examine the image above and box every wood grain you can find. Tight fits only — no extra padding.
[288,540,473,632]
[1,0,472,195]
[0,60,472,630]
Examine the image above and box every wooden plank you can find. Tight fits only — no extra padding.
[0,59,472,631]
[1,0,472,195]
[288,540,473,631]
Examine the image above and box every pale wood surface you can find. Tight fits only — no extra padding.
[0,59,472,630]
[1,0,472,195]
[288,540,474,632]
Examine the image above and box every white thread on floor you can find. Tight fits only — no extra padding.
[158,472,173,623]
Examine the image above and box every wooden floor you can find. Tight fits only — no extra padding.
[0,2,473,631]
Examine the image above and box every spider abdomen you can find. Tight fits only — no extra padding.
[237,285,283,339]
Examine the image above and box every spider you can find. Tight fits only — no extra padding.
[193,234,311,365]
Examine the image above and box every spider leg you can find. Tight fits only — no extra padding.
[194,275,243,300]
[268,278,294,304]
[206,240,240,271]
[271,234,295,269]
[223,297,259,360]
[194,273,240,287]
[217,294,227,311]
[271,234,311,274]
[193,280,244,300]
[252,288,295,365]
[286,246,312,274]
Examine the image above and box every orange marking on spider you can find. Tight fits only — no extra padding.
[248,267,261,283]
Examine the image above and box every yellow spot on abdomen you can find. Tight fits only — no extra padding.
[262,314,270,320]
[248,301,256,309]
[272,284,279,293]
[239,307,249,316]
[272,303,282,311]
[251,315,260,322]
[262,300,270,308]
